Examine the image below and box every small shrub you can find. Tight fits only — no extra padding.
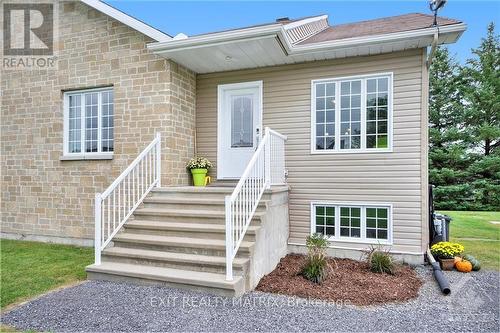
[364,246,395,274]
[430,242,464,259]
[301,233,330,284]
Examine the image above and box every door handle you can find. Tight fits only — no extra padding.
[255,128,260,150]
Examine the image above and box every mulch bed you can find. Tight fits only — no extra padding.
[256,254,423,306]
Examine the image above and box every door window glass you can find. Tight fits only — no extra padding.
[231,95,253,148]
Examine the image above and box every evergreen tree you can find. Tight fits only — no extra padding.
[461,22,500,211]
[428,47,471,210]
[462,22,500,156]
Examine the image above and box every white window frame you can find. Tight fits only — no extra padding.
[310,201,393,245]
[62,87,114,160]
[310,72,393,154]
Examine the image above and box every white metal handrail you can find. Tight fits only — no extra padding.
[225,127,287,280]
[94,133,161,265]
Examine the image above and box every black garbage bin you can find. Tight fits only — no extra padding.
[433,213,452,243]
[428,185,452,244]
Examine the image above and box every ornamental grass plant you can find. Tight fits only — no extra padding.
[301,233,331,284]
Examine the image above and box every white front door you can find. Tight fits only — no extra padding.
[217,81,262,179]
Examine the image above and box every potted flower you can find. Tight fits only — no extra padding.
[430,242,465,270]
[186,157,212,187]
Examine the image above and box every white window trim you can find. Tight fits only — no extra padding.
[310,201,393,245]
[62,87,114,160]
[310,72,394,154]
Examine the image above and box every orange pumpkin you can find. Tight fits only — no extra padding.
[456,260,473,273]
[454,256,462,264]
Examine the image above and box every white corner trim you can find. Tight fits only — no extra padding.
[81,0,171,42]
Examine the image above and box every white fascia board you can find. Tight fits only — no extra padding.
[282,15,328,30]
[81,0,171,42]
[148,24,284,52]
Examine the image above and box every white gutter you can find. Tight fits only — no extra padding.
[148,22,466,56]
[148,24,283,52]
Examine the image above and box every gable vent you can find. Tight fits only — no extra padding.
[283,16,329,45]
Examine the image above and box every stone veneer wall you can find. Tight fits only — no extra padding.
[0,1,196,244]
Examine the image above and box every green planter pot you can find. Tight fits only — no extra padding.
[191,168,208,187]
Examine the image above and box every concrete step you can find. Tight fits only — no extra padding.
[150,187,234,200]
[102,246,248,274]
[124,220,259,240]
[141,196,268,212]
[86,262,244,296]
[133,207,265,224]
[149,186,287,200]
[207,180,239,187]
[113,233,254,257]
[154,186,235,193]
[86,185,288,295]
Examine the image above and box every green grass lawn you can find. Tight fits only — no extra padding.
[440,211,500,270]
[0,239,93,309]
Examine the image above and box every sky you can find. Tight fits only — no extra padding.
[107,0,500,63]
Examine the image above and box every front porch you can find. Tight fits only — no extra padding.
[86,184,289,296]
[87,128,289,296]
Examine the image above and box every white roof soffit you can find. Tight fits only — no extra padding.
[147,17,466,73]
[81,0,171,42]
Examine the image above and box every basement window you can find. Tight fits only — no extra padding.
[311,73,393,153]
[315,205,336,237]
[311,202,392,244]
[62,87,114,160]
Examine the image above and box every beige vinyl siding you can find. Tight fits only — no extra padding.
[196,49,427,255]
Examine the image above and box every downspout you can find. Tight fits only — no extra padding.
[426,30,439,68]
[427,248,451,295]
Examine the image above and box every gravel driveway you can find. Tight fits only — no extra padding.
[2,267,499,332]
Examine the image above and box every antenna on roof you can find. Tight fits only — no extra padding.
[429,0,447,26]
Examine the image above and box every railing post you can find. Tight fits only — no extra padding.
[225,195,233,281]
[264,127,271,188]
[155,132,161,187]
[94,193,102,265]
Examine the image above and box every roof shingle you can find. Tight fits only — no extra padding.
[298,13,462,45]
